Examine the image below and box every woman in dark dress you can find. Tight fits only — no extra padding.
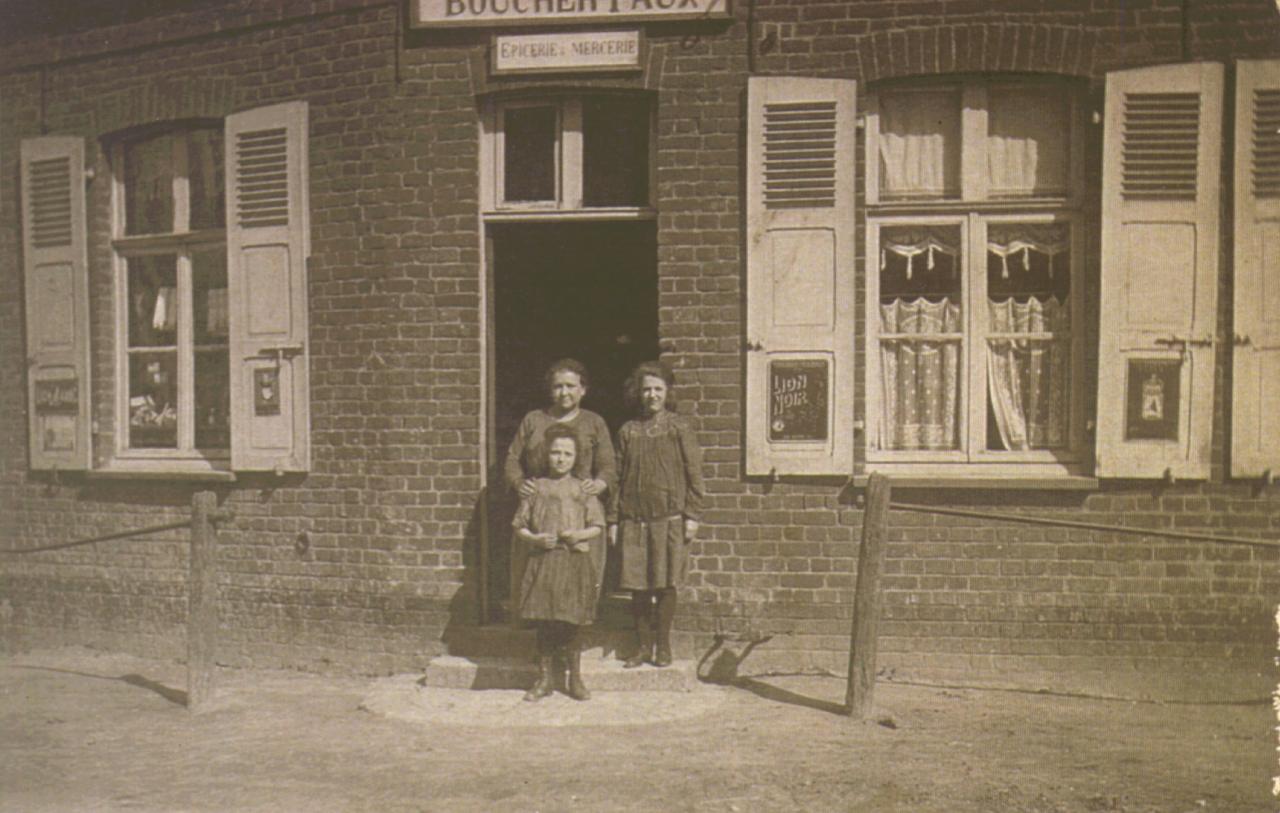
[608,360,705,668]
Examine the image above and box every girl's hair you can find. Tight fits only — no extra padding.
[544,358,590,390]
[623,360,678,414]
[542,423,579,453]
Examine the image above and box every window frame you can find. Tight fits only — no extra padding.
[863,76,1088,477]
[482,91,657,220]
[108,124,231,469]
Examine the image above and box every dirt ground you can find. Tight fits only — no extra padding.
[0,647,1274,812]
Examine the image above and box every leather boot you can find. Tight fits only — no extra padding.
[623,592,653,668]
[565,645,590,701]
[654,589,676,667]
[523,655,554,702]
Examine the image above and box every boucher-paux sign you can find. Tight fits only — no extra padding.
[412,0,730,28]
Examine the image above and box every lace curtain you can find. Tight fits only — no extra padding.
[878,91,959,199]
[987,88,1068,197]
[878,224,1070,453]
[985,223,1071,451]
[987,224,1069,280]
[880,226,959,280]
[878,87,1067,199]
[986,298,1070,451]
[879,298,962,451]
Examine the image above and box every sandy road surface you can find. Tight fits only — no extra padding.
[0,648,1272,812]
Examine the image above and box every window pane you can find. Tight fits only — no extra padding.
[193,248,229,346]
[127,255,179,348]
[188,128,226,230]
[878,89,960,200]
[583,97,650,207]
[504,106,557,202]
[125,134,175,235]
[987,87,1069,197]
[194,350,230,450]
[128,352,178,449]
[985,223,1071,451]
[877,225,962,450]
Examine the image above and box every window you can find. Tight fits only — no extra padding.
[865,78,1085,474]
[486,93,653,215]
[21,102,310,476]
[112,125,231,457]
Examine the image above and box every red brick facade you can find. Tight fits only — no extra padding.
[2,0,1279,690]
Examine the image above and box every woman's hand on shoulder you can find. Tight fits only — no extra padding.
[581,478,606,497]
[518,479,537,499]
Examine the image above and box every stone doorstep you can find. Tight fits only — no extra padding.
[421,654,701,692]
[441,622,670,662]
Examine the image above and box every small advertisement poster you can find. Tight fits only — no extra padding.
[34,378,78,414]
[1124,359,1181,441]
[769,359,828,443]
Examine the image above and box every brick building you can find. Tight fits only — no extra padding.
[2,0,1279,693]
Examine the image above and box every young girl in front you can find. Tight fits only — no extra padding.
[513,424,606,701]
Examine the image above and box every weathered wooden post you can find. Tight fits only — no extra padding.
[188,490,219,713]
[846,473,891,718]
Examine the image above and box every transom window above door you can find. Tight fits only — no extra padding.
[483,93,655,217]
[864,77,1087,476]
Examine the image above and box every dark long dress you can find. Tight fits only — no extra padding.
[514,476,606,625]
[609,410,705,590]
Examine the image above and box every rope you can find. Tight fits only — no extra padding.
[889,501,1280,549]
[0,520,192,555]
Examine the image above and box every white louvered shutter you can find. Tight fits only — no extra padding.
[1096,63,1222,479]
[745,77,856,476]
[1232,60,1280,478]
[21,137,92,471]
[225,102,311,472]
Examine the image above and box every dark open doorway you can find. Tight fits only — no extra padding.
[483,220,659,623]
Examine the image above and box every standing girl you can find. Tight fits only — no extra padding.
[608,361,705,668]
[513,424,606,701]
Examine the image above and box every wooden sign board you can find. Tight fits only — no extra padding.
[493,30,643,74]
[413,0,730,28]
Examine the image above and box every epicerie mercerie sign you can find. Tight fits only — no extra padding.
[493,30,643,73]
[412,0,730,28]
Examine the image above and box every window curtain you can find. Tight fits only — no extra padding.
[879,226,959,280]
[987,223,1069,280]
[878,91,959,198]
[879,298,962,451]
[986,88,1068,196]
[986,297,1070,451]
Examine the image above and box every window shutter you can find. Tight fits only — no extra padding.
[1096,63,1222,479]
[745,77,856,476]
[1232,59,1280,478]
[225,102,311,472]
[21,137,91,471]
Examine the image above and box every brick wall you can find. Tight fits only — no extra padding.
[2,0,1279,690]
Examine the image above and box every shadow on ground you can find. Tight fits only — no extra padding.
[14,664,188,707]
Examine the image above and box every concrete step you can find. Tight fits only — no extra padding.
[442,620,640,661]
[421,654,700,692]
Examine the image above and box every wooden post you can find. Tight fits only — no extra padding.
[477,486,490,625]
[846,473,891,718]
[187,490,218,713]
